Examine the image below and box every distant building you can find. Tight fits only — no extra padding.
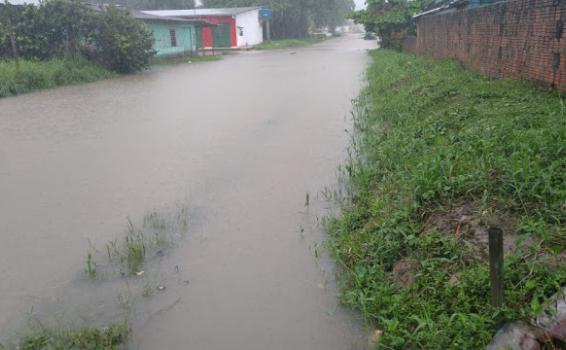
[133,12,211,57]
[141,7,267,49]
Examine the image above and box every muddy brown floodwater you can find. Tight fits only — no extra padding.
[0,34,376,349]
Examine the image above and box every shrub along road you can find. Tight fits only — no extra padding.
[0,59,116,98]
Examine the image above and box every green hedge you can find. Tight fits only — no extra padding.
[0,59,116,97]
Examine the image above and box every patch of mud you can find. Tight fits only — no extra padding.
[422,201,537,261]
[391,258,418,288]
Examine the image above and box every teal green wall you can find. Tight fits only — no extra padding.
[144,21,197,57]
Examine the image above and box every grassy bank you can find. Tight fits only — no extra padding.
[327,50,566,349]
[0,59,116,98]
[0,324,128,350]
[254,37,327,50]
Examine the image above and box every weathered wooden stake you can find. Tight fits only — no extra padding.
[489,227,504,307]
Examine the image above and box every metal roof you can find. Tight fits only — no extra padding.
[414,0,507,19]
[141,7,261,18]
[132,10,214,25]
[413,0,465,19]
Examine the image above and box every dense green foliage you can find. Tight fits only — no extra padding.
[84,7,155,73]
[350,0,431,48]
[328,50,566,349]
[0,58,116,97]
[202,0,355,38]
[0,0,155,73]
[0,324,128,350]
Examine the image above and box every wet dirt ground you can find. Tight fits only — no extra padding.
[0,34,376,349]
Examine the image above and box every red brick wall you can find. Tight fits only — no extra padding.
[413,0,566,91]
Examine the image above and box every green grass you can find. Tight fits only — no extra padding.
[0,58,116,98]
[102,208,189,276]
[0,324,128,350]
[254,37,327,50]
[150,54,223,66]
[327,50,566,349]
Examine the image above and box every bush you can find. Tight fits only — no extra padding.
[0,324,128,350]
[0,58,116,97]
[85,7,155,73]
[0,1,155,74]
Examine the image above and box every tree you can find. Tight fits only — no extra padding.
[0,0,156,73]
[350,0,431,49]
[84,6,155,73]
[41,0,93,58]
[202,0,354,39]
[311,0,355,34]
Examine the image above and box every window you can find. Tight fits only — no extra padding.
[169,29,177,47]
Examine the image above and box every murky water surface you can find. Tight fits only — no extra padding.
[0,35,376,349]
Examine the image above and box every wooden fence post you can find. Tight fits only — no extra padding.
[489,227,504,307]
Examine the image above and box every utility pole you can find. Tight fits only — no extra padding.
[259,8,272,42]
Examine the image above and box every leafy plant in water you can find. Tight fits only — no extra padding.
[85,252,97,278]
[123,218,146,275]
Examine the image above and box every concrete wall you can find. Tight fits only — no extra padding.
[235,9,264,47]
[145,21,197,57]
[411,0,566,91]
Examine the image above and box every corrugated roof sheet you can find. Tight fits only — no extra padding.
[413,0,465,19]
[132,10,214,25]
[142,7,261,17]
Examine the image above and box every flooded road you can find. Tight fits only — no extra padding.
[0,34,376,349]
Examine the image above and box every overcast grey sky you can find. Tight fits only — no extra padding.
[354,0,366,9]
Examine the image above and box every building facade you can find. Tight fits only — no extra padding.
[134,12,206,57]
[142,7,266,49]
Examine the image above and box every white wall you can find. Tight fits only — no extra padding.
[235,9,264,48]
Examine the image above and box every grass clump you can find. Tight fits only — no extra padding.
[101,208,189,276]
[327,50,566,349]
[0,324,128,350]
[254,37,326,50]
[0,58,116,98]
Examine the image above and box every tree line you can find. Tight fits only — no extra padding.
[203,0,355,39]
[1,0,355,73]
[0,0,155,72]
[350,0,433,49]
